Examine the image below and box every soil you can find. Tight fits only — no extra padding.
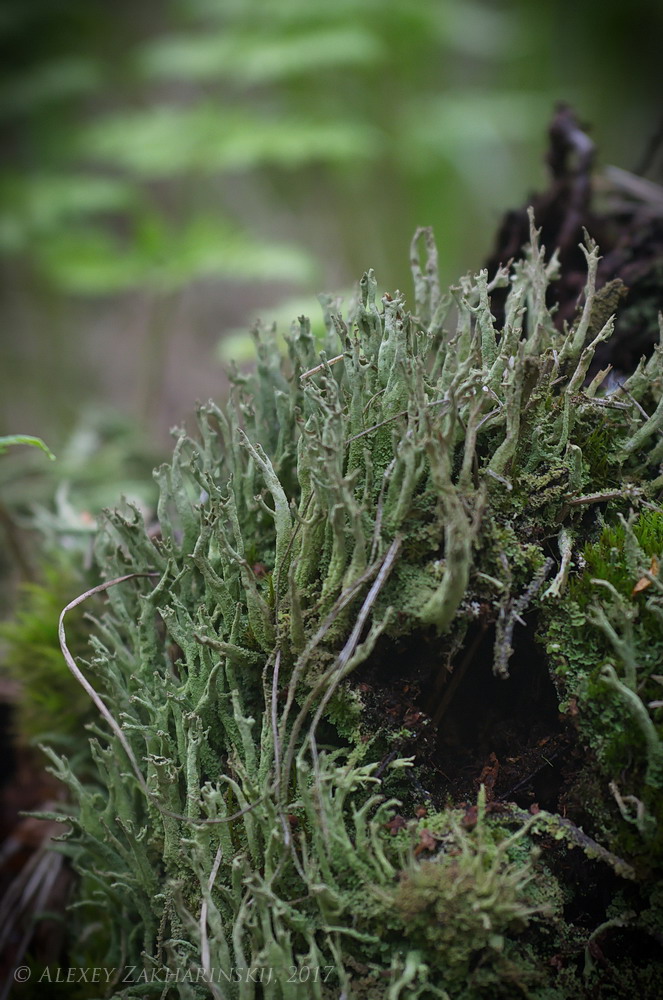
[354,616,578,813]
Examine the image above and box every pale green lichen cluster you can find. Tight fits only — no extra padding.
[48,218,663,997]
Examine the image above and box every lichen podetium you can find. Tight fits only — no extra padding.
[50,216,663,998]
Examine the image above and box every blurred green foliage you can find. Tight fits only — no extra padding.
[0,412,156,516]
[0,411,158,613]
[4,0,660,300]
[0,435,55,461]
[0,415,159,765]
[1,0,661,440]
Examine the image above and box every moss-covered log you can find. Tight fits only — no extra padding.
[49,217,663,999]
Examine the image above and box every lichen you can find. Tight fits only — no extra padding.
[48,218,663,997]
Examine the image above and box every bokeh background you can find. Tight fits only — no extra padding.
[1,0,662,453]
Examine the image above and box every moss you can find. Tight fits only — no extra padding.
[542,510,663,870]
[388,816,543,985]
[0,561,94,750]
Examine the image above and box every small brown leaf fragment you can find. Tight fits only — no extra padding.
[461,804,479,830]
[414,827,438,857]
[632,556,659,595]
[403,708,424,727]
[415,806,428,818]
[588,938,608,967]
[478,752,500,802]
[286,813,299,831]
[385,814,408,835]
